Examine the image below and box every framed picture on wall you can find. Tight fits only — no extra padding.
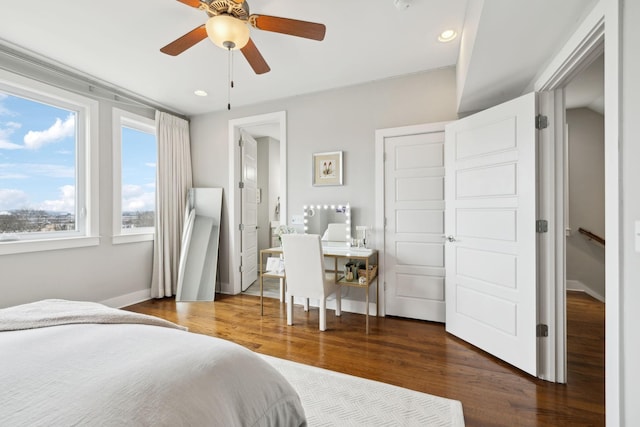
[312,151,343,186]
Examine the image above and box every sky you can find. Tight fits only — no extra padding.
[0,91,156,214]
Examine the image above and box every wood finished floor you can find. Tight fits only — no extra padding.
[125,291,604,427]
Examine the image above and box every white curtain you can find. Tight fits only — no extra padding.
[151,111,193,298]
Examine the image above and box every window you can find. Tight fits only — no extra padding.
[0,69,98,254]
[112,108,156,244]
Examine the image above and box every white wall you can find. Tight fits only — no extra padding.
[190,67,458,291]
[621,0,640,423]
[565,108,605,300]
[0,53,157,309]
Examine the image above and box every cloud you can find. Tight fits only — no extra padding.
[0,141,23,150]
[145,162,156,168]
[23,114,75,150]
[0,121,23,150]
[122,184,155,212]
[0,162,74,180]
[0,94,12,116]
[24,163,75,178]
[0,189,29,211]
[38,185,75,212]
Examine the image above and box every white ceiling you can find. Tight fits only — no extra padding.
[0,0,600,117]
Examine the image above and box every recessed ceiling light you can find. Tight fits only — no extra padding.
[438,30,458,43]
[194,90,208,97]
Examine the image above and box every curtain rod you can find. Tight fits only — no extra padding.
[0,38,188,121]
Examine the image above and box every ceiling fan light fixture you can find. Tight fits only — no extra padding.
[205,15,250,50]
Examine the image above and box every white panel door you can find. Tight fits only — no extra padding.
[445,92,538,376]
[241,132,258,291]
[384,126,446,322]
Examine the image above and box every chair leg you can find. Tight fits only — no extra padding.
[287,294,293,326]
[319,298,327,331]
[335,287,341,317]
[304,298,309,312]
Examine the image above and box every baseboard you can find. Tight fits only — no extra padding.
[100,289,152,308]
[566,280,605,302]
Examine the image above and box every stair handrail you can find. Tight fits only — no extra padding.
[577,227,605,246]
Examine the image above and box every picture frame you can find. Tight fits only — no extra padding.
[312,151,343,186]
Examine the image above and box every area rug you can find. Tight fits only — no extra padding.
[261,355,465,426]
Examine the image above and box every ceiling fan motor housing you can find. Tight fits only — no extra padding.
[206,0,250,21]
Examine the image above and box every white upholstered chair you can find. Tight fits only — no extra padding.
[281,234,341,331]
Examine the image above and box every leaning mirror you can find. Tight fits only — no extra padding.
[176,187,222,301]
[303,203,351,247]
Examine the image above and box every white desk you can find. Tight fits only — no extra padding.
[259,246,379,333]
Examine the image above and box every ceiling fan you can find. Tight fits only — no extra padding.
[160,0,326,75]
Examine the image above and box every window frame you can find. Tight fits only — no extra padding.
[111,108,156,245]
[0,69,99,255]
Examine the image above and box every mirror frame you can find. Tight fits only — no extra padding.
[302,203,351,246]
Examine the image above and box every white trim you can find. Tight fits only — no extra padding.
[100,289,151,309]
[228,111,287,295]
[0,236,99,255]
[603,0,621,424]
[566,280,605,302]
[111,233,154,245]
[374,121,450,318]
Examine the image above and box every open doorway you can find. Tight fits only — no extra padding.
[228,111,287,295]
[562,53,605,393]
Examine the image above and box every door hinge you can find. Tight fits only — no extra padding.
[537,324,549,337]
[238,181,244,189]
[239,223,245,231]
[536,220,548,233]
[238,138,244,147]
[536,114,548,130]
[383,152,387,162]
[239,265,244,273]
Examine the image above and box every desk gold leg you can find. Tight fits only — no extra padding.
[366,286,369,334]
[260,272,264,316]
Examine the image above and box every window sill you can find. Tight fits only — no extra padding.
[0,236,100,256]
[112,233,154,245]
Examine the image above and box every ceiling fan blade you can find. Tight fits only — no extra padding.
[251,15,326,41]
[240,38,270,74]
[160,25,208,56]
[176,0,202,8]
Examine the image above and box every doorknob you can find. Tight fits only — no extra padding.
[445,235,456,242]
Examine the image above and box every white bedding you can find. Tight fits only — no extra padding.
[0,300,306,427]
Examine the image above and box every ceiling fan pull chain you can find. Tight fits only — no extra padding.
[227,45,233,110]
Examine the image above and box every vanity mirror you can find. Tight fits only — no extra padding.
[303,203,351,246]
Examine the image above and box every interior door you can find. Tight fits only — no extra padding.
[384,124,447,322]
[445,92,538,376]
[241,131,258,291]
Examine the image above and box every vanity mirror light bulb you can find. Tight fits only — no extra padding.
[323,205,329,209]
[331,205,336,209]
[316,205,321,209]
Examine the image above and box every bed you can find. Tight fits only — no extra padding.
[0,299,306,426]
